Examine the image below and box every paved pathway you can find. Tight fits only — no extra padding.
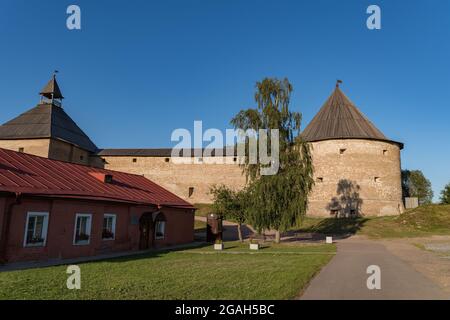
[301,237,449,300]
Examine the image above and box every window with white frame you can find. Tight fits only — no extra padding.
[155,220,166,240]
[73,214,92,245]
[24,212,49,247]
[102,214,116,240]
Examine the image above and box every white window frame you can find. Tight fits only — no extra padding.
[102,214,116,241]
[155,220,166,240]
[23,212,49,248]
[73,213,92,246]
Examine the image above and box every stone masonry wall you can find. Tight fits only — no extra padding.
[307,139,404,217]
[0,138,51,158]
[49,139,91,166]
[102,156,247,204]
[103,139,404,217]
[0,138,101,167]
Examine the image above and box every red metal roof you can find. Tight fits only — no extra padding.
[0,148,193,209]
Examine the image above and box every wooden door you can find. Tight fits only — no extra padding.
[139,213,154,250]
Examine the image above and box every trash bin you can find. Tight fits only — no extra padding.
[206,213,223,243]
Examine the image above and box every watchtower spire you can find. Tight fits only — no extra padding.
[39,71,64,107]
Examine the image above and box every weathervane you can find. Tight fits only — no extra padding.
[336,79,343,88]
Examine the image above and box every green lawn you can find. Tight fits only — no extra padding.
[194,219,206,232]
[0,242,335,300]
[194,203,213,217]
[296,205,450,239]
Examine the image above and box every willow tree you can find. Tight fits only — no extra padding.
[231,78,314,243]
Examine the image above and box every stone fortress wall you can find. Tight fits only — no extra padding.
[0,138,93,166]
[0,139,50,159]
[101,155,247,204]
[100,139,404,217]
[0,137,404,217]
[307,139,404,217]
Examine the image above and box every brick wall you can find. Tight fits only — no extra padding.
[3,197,194,263]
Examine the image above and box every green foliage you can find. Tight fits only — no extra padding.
[440,182,450,205]
[401,169,434,205]
[231,78,314,234]
[210,185,247,224]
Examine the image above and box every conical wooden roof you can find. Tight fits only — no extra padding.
[302,85,403,148]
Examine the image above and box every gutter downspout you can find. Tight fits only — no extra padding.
[0,192,22,264]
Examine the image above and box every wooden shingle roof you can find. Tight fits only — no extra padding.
[0,103,98,153]
[302,85,403,149]
[40,75,64,99]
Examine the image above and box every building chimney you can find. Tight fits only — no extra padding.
[89,172,113,183]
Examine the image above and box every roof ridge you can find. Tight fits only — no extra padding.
[50,105,94,138]
[0,147,132,177]
[0,147,193,208]
[0,146,182,182]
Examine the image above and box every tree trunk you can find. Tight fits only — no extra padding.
[237,223,243,242]
[275,230,281,243]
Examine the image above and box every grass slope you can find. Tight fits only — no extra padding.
[194,203,213,217]
[197,203,450,238]
[297,205,450,239]
[194,219,206,232]
[0,242,335,300]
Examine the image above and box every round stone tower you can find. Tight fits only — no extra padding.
[302,82,404,217]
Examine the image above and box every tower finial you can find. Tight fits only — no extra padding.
[39,72,64,107]
[336,79,343,88]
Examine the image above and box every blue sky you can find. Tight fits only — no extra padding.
[0,0,449,201]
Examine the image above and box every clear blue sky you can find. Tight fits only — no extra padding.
[0,0,449,201]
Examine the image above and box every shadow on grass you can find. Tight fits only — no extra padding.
[223,245,239,250]
[290,217,370,240]
[222,243,271,251]
[99,242,211,264]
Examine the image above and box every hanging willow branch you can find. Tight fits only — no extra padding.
[230,78,315,238]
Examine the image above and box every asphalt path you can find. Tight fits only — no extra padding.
[300,238,448,300]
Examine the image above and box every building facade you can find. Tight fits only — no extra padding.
[0,148,194,264]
